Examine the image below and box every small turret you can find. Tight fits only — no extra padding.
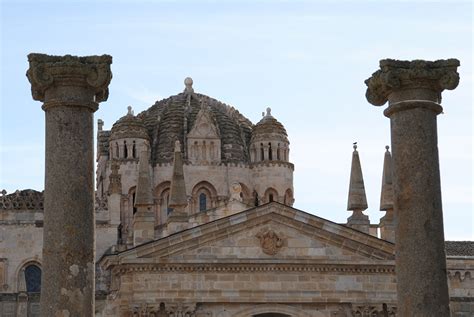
[250,107,290,163]
[109,106,149,161]
[346,144,370,234]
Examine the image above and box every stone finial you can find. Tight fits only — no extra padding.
[127,106,134,116]
[365,59,460,106]
[97,119,104,131]
[174,140,182,153]
[380,145,394,211]
[26,53,113,106]
[184,77,194,93]
[134,147,153,207]
[266,107,272,117]
[347,144,368,211]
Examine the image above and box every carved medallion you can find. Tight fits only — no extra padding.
[256,228,283,255]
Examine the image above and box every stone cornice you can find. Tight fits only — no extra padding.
[26,53,112,103]
[365,59,460,106]
[110,262,396,275]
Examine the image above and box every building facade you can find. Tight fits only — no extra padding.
[0,78,472,316]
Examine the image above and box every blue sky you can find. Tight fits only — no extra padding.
[1,0,472,240]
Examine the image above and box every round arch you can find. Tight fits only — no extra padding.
[283,188,294,206]
[263,187,279,204]
[191,181,218,212]
[233,304,314,317]
[15,258,42,293]
[155,181,171,224]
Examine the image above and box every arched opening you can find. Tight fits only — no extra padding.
[155,181,171,224]
[199,193,207,212]
[25,264,41,293]
[115,142,119,159]
[132,141,137,158]
[264,188,279,204]
[132,191,137,214]
[283,188,293,206]
[260,143,264,161]
[268,142,273,160]
[191,181,217,213]
[123,140,128,158]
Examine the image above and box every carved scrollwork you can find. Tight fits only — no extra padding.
[26,53,112,103]
[365,58,460,106]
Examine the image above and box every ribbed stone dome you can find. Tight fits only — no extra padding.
[135,89,253,165]
[251,108,288,144]
[110,107,149,141]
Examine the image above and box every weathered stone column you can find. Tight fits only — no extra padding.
[27,53,112,317]
[365,59,459,316]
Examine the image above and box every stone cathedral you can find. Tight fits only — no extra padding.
[0,77,473,317]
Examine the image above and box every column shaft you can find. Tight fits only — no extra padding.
[388,102,449,316]
[43,105,95,316]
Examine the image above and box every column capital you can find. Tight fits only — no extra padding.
[26,53,112,107]
[365,59,460,106]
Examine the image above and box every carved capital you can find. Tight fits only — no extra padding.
[365,58,460,106]
[26,53,112,104]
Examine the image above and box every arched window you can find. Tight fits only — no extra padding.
[25,265,41,293]
[268,142,273,160]
[123,141,128,158]
[132,192,137,214]
[269,194,274,202]
[132,141,137,158]
[199,193,207,212]
[115,143,119,159]
[260,143,264,161]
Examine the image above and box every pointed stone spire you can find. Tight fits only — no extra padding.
[133,144,154,246]
[380,145,394,210]
[134,145,153,207]
[166,140,189,234]
[347,144,368,211]
[379,145,395,242]
[347,144,370,234]
[168,140,188,213]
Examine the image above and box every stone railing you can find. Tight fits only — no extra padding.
[0,189,44,210]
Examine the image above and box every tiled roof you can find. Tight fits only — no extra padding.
[445,241,474,256]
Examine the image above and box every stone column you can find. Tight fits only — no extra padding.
[27,53,112,317]
[365,58,459,316]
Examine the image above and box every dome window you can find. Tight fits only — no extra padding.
[268,143,273,161]
[123,141,128,158]
[199,193,207,212]
[132,141,137,159]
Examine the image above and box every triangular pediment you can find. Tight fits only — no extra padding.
[103,203,395,269]
[188,104,219,139]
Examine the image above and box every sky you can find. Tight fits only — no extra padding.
[0,0,472,240]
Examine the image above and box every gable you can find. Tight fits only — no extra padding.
[163,217,383,263]
[187,105,219,139]
[103,203,395,269]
